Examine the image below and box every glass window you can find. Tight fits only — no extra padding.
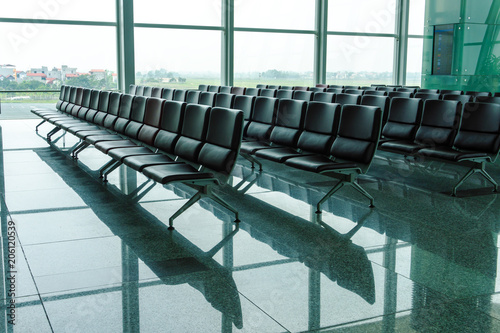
[406,38,423,86]
[0,0,116,22]
[134,0,221,26]
[409,0,426,35]
[134,28,221,88]
[234,0,315,30]
[326,35,395,85]
[234,32,315,87]
[328,0,396,34]
[0,23,117,90]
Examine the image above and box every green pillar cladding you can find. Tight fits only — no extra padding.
[422,0,500,92]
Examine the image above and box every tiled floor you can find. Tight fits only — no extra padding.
[1,118,500,332]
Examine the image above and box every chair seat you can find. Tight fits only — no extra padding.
[123,154,177,172]
[107,146,155,161]
[378,140,423,155]
[240,141,272,154]
[142,163,214,184]
[254,147,305,163]
[417,147,489,162]
[75,129,112,139]
[94,140,138,153]
[284,155,358,173]
[85,134,125,145]
[65,125,102,134]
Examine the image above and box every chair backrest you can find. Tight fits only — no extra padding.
[293,90,314,101]
[260,89,277,97]
[245,97,279,141]
[219,86,232,93]
[329,85,343,88]
[364,90,388,96]
[280,86,293,90]
[89,90,100,110]
[376,86,396,92]
[388,91,413,98]
[466,91,491,97]
[199,92,217,106]
[344,89,363,95]
[234,95,255,121]
[453,102,500,156]
[64,85,72,101]
[309,87,326,92]
[382,97,423,141]
[185,90,201,104]
[269,99,307,147]
[440,89,463,95]
[361,95,390,125]
[336,93,361,105]
[162,88,175,100]
[81,89,92,108]
[344,85,360,90]
[74,87,84,106]
[268,85,280,89]
[174,104,211,162]
[101,92,122,128]
[316,84,328,88]
[123,96,148,138]
[417,88,439,94]
[442,94,473,104]
[276,89,293,99]
[198,107,244,174]
[256,84,268,89]
[231,87,245,95]
[198,84,209,92]
[112,94,134,133]
[137,97,164,145]
[154,101,186,154]
[151,87,162,98]
[292,86,308,91]
[215,93,236,108]
[415,99,462,147]
[142,86,153,97]
[244,88,260,96]
[59,85,67,100]
[330,105,382,167]
[208,85,221,93]
[135,86,145,96]
[414,92,441,101]
[313,92,335,103]
[326,88,343,94]
[97,91,111,112]
[173,89,187,102]
[297,102,341,154]
[475,96,500,105]
[397,87,417,94]
[128,84,137,94]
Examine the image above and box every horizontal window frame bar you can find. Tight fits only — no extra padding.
[408,34,424,38]
[0,17,116,27]
[134,23,223,31]
[234,27,316,34]
[327,30,397,38]
[0,90,60,93]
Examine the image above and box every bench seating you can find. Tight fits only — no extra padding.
[32,85,244,229]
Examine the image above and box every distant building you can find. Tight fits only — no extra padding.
[26,73,47,82]
[30,66,48,75]
[90,69,106,80]
[0,64,15,78]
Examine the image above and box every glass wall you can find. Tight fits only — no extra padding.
[133,0,222,88]
[327,0,397,86]
[407,0,426,86]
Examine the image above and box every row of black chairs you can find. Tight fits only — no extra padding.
[32,85,244,229]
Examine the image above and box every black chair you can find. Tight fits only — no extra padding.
[185,90,201,104]
[256,84,268,89]
[376,87,396,92]
[215,93,236,108]
[219,86,232,93]
[364,90,387,96]
[151,87,163,98]
[135,86,145,96]
[361,95,390,126]
[285,104,383,209]
[292,86,308,91]
[162,88,175,100]
[344,85,360,90]
[142,86,153,97]
[268,85,280,89]
[379,97,423,144]
[142,106,244,229]
[198,84,209,92]
[397,87,417,94]
[414,92,441,101]
[280,86,293,90]
[335,93,361,105]
[276,89,293,99]
[442,94,473,104]
[379,100,462,156]
[326,88,343,94]
[417,88,439,94]
[173,89,187,102]
[244,88,260,96]
[233,95,255,134]
[260,89,277,97]
[440,89,463,95]
[475,96,500,105]
[388,91,413,98]
[313,92,336,103]
[128,84,137,95]
[292,90,314,101]
[208,85,221,93]
[231,87,246,95]
[255,102,341,163]
[309,87,326,92]
[344,89,364,96]
[199,92,217,107]
[466,91,491,98]
[416,102,500,195]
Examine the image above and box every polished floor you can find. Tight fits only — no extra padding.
[0,116,500,332]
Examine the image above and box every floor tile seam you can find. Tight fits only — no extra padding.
[21,234,118,248]
[236,291,292,333]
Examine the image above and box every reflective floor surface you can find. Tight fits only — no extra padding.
[0,118,500,332]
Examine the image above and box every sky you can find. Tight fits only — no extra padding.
[0,0,425,74]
